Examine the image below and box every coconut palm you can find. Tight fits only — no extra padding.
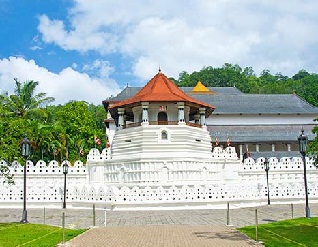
[0,78,55,118]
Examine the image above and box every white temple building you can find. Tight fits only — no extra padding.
[1,71,318,209]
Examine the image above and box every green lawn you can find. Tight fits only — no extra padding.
[239,217,318,247]
[0,223,86,247]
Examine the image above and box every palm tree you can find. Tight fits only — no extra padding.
[0,79,55,162]
[0,78,55,118]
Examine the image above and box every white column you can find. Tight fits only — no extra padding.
[271,144,275,152]
[199,107,207,129]
[141,102,149,125]
[178,102,185,125]
[287,143,291,151]
[256,144,260,152]
[118,108,125,129]
[132,106,142,123]
[239,144,243,161]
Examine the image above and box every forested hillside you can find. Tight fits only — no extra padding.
[173,63,318,107]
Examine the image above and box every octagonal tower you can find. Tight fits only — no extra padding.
[105,71,215,162]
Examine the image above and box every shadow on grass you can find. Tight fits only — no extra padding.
[193,229,254,242]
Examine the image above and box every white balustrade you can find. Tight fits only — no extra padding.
[1,148,318,207]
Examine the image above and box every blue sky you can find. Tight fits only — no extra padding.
[1,0,318,105]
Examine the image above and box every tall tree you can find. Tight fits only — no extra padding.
[54,101,103,161]
[0,79,55,163]
[0,78,54,118]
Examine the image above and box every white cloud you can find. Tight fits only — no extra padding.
[124,17,260,79]
[82,59,114,78]
[38,15,117,54]
[0,57,120,105]
[30,45,42,51]
[38,0,318,79]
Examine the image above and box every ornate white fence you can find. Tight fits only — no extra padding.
[1,149,318,209]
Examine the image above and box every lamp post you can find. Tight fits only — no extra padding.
[20,136,30,223]
[62,162,69,209]
[298,129,310,218]
[264,158,270,205]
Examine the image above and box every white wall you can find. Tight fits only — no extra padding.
[1,151,318,208]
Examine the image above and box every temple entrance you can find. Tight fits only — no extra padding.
[158,112,168,125]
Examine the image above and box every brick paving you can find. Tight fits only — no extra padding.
[66,225,262,247]
[0,202,317,246]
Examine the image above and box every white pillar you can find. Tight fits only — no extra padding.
[271,144,275,152]
[141,102,149,125]
[256,144,260,152]
[287,143,291,151]
[132,106,142,123]
[178,102,185,125]
[239,144,243,161]
[118,108,125,129]
[199,107,206,129]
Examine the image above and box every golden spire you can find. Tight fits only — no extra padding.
[190,81,216,94]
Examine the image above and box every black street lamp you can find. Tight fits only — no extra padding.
[62,162,69,209]
[20,136,30,223]
[264,158,270,205]
[298,129,310,218]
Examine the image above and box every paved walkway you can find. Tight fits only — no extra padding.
[66,225,262,247]
[1,202,317,246]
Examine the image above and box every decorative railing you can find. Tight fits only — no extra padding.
[149,121,179,125]
[186,122,201,128]
[123,121,201,128]
[1,149,318,205]
[124,122,142,128]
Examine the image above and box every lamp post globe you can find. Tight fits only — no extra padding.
[298,129,308,155]
[62,162,69,209]
[20,135,30,223]
[298,129,310,218]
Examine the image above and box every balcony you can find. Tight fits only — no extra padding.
[123,121,201,129]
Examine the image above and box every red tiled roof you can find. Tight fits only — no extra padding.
[109,72,215,109]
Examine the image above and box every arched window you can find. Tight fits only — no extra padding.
[158,112,167,125]
[161,130,168,140]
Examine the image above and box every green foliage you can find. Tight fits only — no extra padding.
[0,164,14,184]
[2,67,318,164]
[175,64,318,107]
[0,79,106,164]
[0,79,54,118]
[177,63,249,88]
[239,217,318,246]
[309,120,318,166]
[0,223,86,247]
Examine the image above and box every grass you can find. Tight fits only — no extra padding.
[0,223,86,247]
[239,217,318,247]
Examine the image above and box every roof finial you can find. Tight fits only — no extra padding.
[158,66,161,73]
[126,82,129,88]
